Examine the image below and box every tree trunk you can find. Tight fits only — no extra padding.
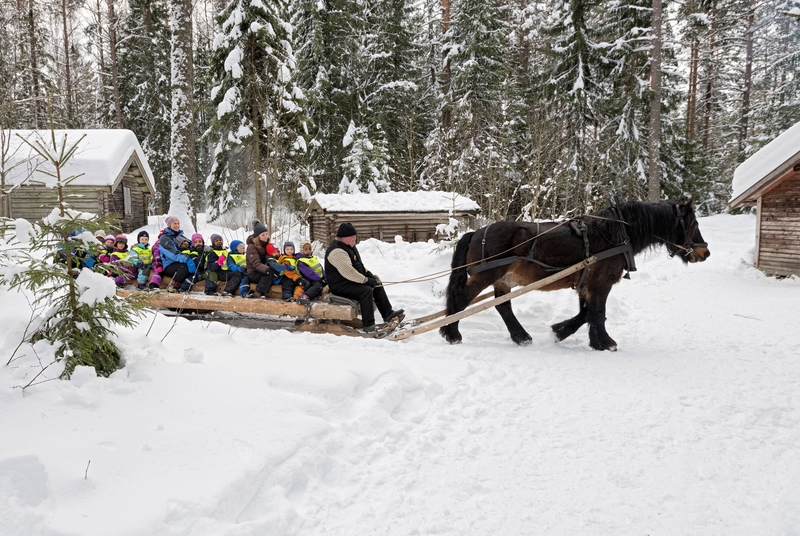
[27,0,43,128]
[94,0,108,121]
[107,0,123,128]
[686,37,698,149]
[441,0,451,129]
[169,0,197,229]
[647,0,663,202]
[702,1,716,151]
[738,0,755,162]
[61,0,74,126]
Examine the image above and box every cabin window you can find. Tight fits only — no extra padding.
[123,187,132,215]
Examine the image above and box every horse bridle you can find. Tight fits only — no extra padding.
[668,204,707,259]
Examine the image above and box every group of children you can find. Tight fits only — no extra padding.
[95,229,326,305]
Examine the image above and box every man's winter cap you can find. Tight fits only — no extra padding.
[116,234,128,244]
[137,231,149,241]
[230,240,243,253]
[105,234,116,242]
[191,233,204,243]
[165,216,179,227]
[253,220,269,237]
[210,233,223,244]
[336,222,357,238]
[283,241,295,251]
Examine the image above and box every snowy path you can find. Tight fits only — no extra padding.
[2,214,800,535]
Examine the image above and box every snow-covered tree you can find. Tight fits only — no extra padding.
[205,0,304,224]
[0,129,144,379]
[118,0,172,211]
[169,0,197,228]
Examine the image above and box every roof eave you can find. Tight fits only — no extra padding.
[730,156,800,208]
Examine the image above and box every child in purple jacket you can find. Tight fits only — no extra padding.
[295,241,326,305]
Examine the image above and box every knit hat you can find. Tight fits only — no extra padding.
[252,220,268,237]
[300,240,312,249]
[210,233,223,245]
[191,233,204,243]
[336,222,357,237]
[95,230,106,239]
[115,234,128,244]
[105,234,115,242]
[230,240,243,253]
[137,230,149,241]
[283,241,295,252]
[177,236,190,248]
[165,215,179,227]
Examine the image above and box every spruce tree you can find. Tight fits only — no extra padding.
[206,0,304,223]
[117,0,172,211]
[0,125,145,379]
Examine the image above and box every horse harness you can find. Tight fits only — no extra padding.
[668,204,708,258]
[468,209,637,292]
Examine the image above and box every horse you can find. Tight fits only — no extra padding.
[440,200,710,351]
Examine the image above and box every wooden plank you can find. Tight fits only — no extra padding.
[116,290,358,320]
[389,256,597,341]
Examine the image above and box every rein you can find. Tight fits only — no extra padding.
[381,212,632,287]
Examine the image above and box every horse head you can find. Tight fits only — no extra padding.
[668,199,710,264]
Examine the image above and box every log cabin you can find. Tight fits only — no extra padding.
[306,191,480,244]
[730,121,800,277]
[0,129,156,230]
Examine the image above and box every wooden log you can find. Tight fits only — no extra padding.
[116,290,358,320]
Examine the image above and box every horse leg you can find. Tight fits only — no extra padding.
[440,274,494,344]
[493,280,532,346]
[586,289,617,351]
[551,299,588,342]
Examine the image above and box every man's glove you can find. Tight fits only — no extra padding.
[186,259,197,273]
[366,277,377,287]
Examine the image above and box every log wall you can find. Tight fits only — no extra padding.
[757,168,800,276]
[9,186,104,221]
[9,162,151,231]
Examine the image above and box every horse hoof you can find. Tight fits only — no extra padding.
[512,334,533,346]
[608,345,617,352]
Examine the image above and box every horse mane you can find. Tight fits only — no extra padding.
[587,201,677,254]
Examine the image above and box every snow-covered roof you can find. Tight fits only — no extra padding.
[2,129,156,194]
[310,191,480,213]
[730,121,800,206]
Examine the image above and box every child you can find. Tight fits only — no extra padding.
[109,234,137,287]
[177,235,198,290]
[295,241,326,305]
[276,241,303,302]
[98,235,116,264]
[227,240,250,297]
[148,229,165,289]
[127,231,154,290]
[189,233,211,285]
[204,235,248,297]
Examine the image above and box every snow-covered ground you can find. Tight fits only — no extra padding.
[2,214,800,536]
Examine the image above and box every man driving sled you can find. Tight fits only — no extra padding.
[324,222,404,332]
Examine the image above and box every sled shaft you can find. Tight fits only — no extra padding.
[390,256,598,341]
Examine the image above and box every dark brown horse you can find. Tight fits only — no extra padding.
[440,200,710,350]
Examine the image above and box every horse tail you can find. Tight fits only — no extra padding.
[444,231,475,314]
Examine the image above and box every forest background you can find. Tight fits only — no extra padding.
[1,0,798,225]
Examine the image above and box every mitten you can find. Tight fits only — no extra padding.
[217,253,226,267]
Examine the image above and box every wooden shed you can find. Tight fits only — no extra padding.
[306,191,480,244]
[1,129,156,230]
[730,121,800,277]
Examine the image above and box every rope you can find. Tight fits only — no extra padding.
[380,213,630,286]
